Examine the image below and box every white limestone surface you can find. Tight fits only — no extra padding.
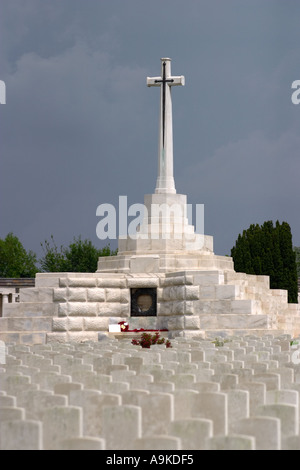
[1,333,300,450]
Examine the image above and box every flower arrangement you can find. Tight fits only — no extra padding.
[118,321,129,332]
[132,332,172,349]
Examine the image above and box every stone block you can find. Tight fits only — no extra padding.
[56,437,106,450]
[2,375,32,396]
[207,434,256,450]
[172,390,198,420]
[130,256,160,273]
[127,278,160,288]
[31,372,71,391]
[231,299,257,315]
[139,392,174,437]
[184,316,200,330]
[161,276,186,287]
[54,382,83,397]
[101,381,129,394]
[169,418,213,450]
[105,288,122,302]
[20,288,54,303]
[69,389,120,437]
[120,290,130,303]
[216,285,239,300]
[52,318,83,332]
[35,273,60,288]
[68,302,98,317]
[231,416,281,450]
[169,374,196,390]
[0,407,25,421]
[42,406,83,450]
[269,367,294,387]
[256,404,298,438]
[185,301,194,314]
[18,390,67,420]
[192,392,228,435]
[46,332,68,343]
[58,303,68,317]
[128,375,153,390]
[59,278,68,287]
[67,332,98,343]
[0,396,16,407]
[98,302,122,316]
[266,390,298,406]
[251,373,281,391]
[199,314,268,330]
[193,271,224,286]
[185,286,199,300]
[86,288,105,302]
[282,436,300,451]
[167,317,185,331]
[147,382,175,393]
[226,390,250,433]
[53,288,68,302]
[68,278,97,288]
[102,405,142,450]
[160,302,185,316]
[67,288,87,302]
[199,285,215,299]
[84,317,109,331]
[133,436,182,450]
[192,382,220,393]
[97,278,127,288]
[0,420,43,450]
[122,390,150,407]
[194,369,214,382]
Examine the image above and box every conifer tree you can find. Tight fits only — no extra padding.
[231,221,298,303]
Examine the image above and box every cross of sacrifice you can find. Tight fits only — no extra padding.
[147,58,185,195]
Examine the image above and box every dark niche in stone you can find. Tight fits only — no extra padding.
[130,288,157,317]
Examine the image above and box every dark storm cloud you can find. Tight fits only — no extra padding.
[0,0,299,258]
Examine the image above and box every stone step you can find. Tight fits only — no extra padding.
[193,299,263,315]
[198,314,270,330]
[0,317,53,333]
[0,331,47,344]
[2,303,58,318]
[19,287,54,303]
[225,272,270,289]
[204,329,286,339]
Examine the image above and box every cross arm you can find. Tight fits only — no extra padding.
[147,76,185,87]
[147,77,162,87]
[170,75,185,86]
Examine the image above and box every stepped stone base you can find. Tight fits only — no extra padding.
[1,261,300,344]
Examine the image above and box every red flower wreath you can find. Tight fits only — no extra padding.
[118,321,129,332]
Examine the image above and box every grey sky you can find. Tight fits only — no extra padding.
[1,0,300,260]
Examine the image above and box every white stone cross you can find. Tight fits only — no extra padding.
[147,58,185,194]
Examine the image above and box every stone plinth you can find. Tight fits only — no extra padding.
[1,266,300,344]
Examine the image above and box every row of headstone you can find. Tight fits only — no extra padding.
[1,334,300,450]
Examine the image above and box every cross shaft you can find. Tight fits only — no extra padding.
[147,58,185,195]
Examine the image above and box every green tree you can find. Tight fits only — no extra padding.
[39,236,67,272]
[278,222,298,303]
[231,221,298,303]
[0,233,38,277]
[294,247,300,277]
[39,235,117,273]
